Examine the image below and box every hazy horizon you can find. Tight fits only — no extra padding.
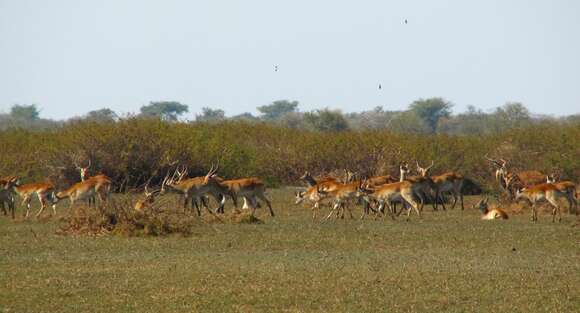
[1,0,579,120]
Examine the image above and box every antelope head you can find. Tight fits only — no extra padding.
[295,190,307,204]
[473,197,489,214]
[160,165,188,194]
[74,158,91,181]
[399,162,410,181]
[202,163,220,185]
[416,160,434,177]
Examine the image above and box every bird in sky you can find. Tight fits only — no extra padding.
[404,19,408,24]
[275,65,278,72]
[378,84,382,90]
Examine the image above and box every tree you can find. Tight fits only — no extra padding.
[140,101,189,121]
[196,107,225,122]
[495,102,530,122]
[388,111,430,134]
[303,109,349,132]
[408,98,453,133]
[257,100,299,120]
[85,108,118,122]
[230,112,259,122]
[10,104,40,120]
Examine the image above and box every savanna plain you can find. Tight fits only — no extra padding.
[1,189,579,313]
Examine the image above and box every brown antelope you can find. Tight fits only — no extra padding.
[160,166,221,215]
[473,197,509,220]
[73,158,113,206]
[295,184,333,219]
[300,171,342,192]
[515,183,569,222]
[416,161,465,210]
[545,175,578,214]
[484,155,508,190]
[54,176,112,209]
[134,179,160,212]
[202,165,275,217]
[316,180,367,221]
[503,170,546,199]
[398,162,435,212]
[358,180,422,220]
[4,179,57,218]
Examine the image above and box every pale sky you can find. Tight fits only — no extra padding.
[1,0,579,120]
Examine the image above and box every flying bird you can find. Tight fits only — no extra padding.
[404,19,408,24]
[378,84,382,90]
[275,65,278,72]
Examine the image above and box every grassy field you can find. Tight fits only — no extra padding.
[1,188,579,313]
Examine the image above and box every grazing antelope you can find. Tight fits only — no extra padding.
[515,183,569,222]
[358,180,422,220]
[134,180,160,212]
[54,176,112,209]
[160,166,220,215]
[416,161,465,210]
[473,197,509,220]
[4,180,57,218]
[202,165,275,217]
[545,175,578,214]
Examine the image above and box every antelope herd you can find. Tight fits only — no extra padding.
[0,155,578,224]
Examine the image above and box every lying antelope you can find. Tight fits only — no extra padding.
[202,165,275,217]
[473,197,509,220]
[515,183,569,222]
[134,180,161,212]
[4,179,57,218]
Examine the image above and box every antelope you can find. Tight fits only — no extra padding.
[358,180,422,221]
[300,171,342,192]
[316,180,368,221]
[503,170,547,200]
[0,177,16,218]
[4,179,57,218]
[160,166,220,215]
[54,176,112,209]
[73,158,113,206]
[484,155,508,190]
[545,175,578,214]
[416,161,465,210]
[473,197,509,220]
[398,162,435,212]
[295,184,333,220]
[134,179,160,212]
[202,165,275,217]
[515,183,569,222]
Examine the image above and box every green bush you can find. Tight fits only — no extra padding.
[0,118,578,192]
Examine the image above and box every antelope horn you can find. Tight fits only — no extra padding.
[427,160,434,170]
[86,159,91,168]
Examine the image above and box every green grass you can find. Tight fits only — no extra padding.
[1,188,579,313]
